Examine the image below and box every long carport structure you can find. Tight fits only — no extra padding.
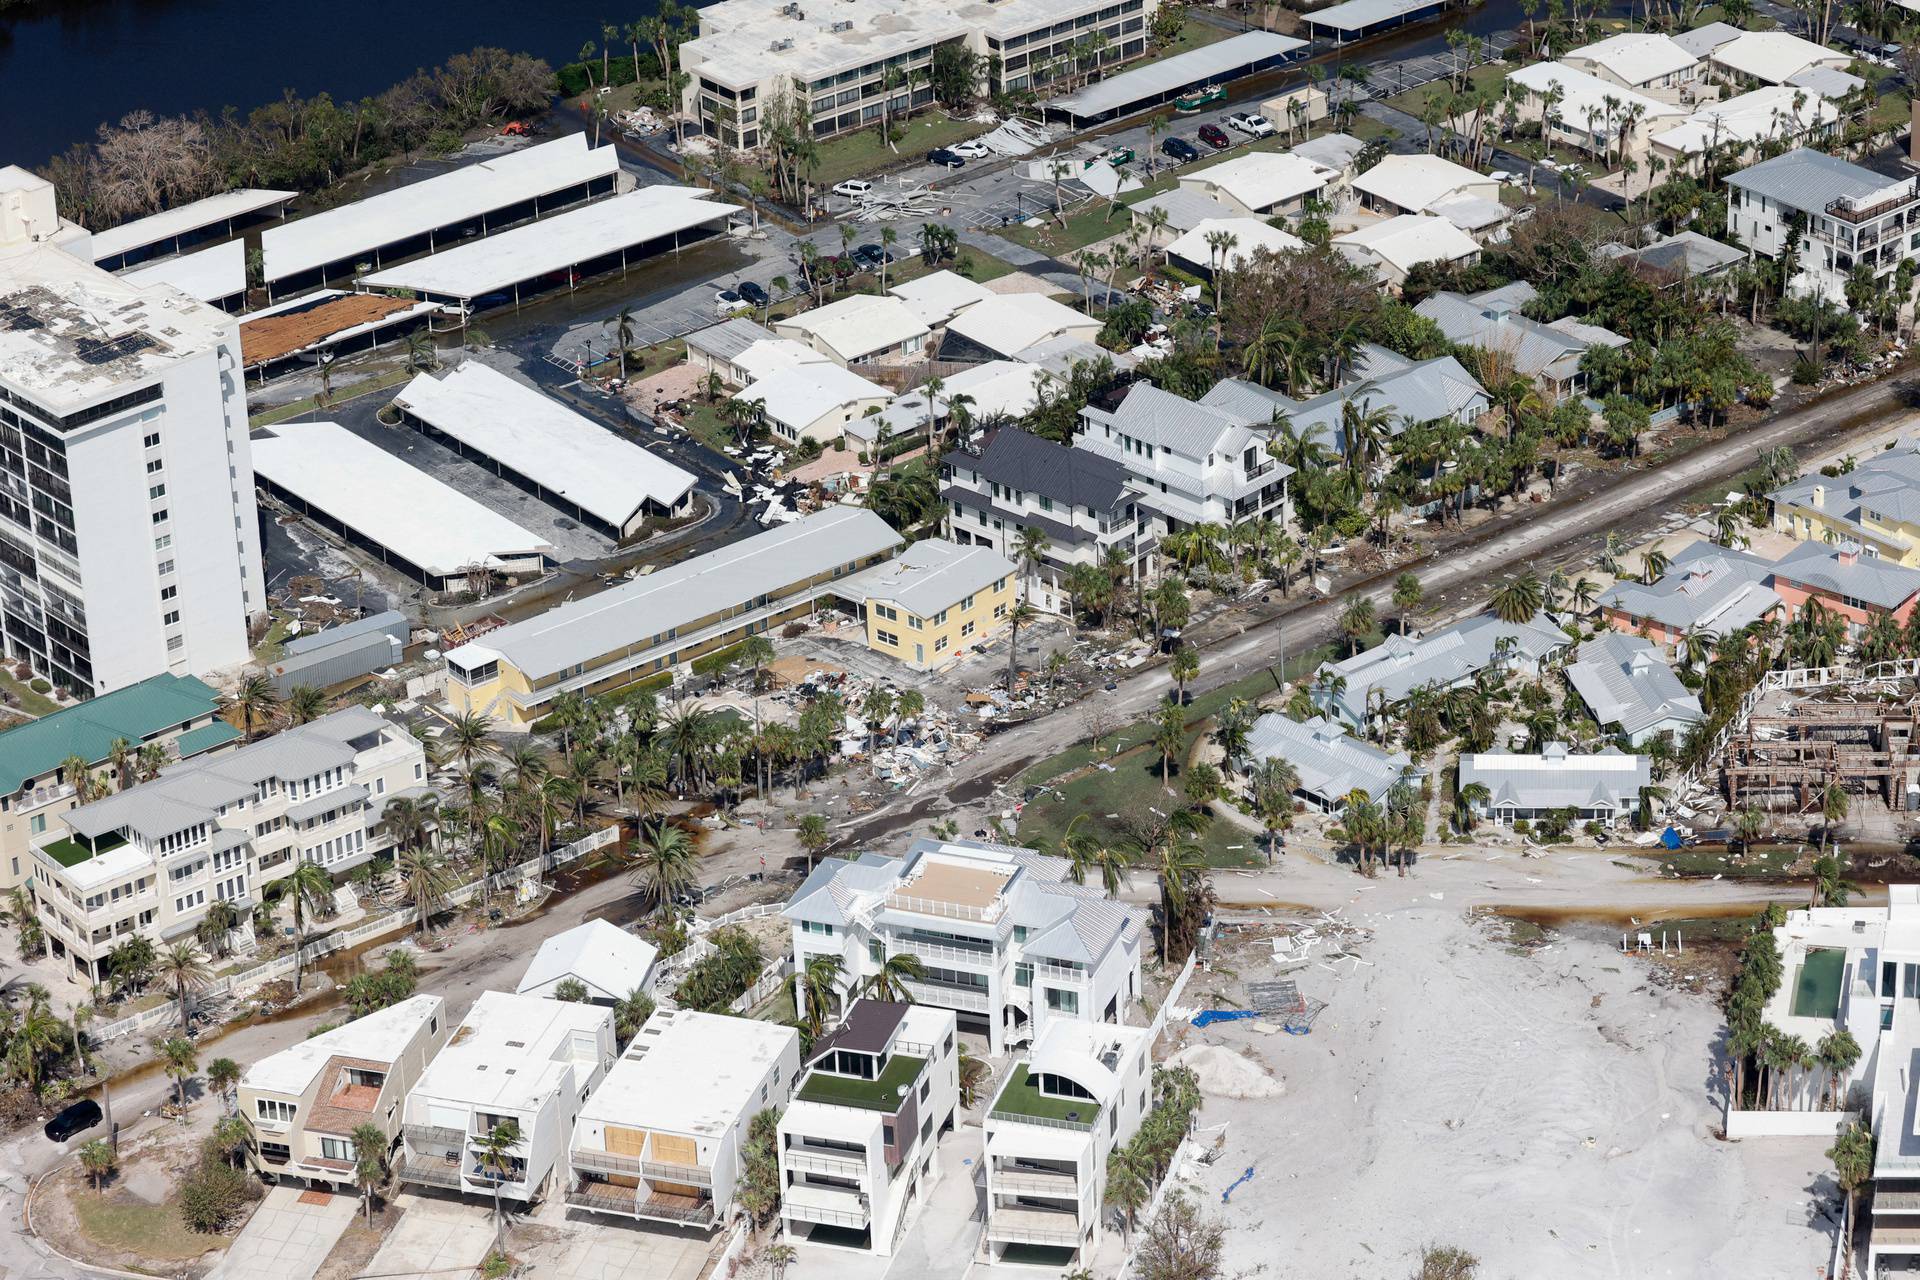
[391,361,699,541]
[353,186,740,311]
[1044,31,1306,125]
[258,134,620,299]
[1303,0,1454,44]
[89,188,294,271]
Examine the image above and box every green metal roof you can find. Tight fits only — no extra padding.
[0,674,227,795]
[174,720,243,758]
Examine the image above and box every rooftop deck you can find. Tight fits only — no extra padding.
[989,1065,1100,1130]
[795,1053,926,1111]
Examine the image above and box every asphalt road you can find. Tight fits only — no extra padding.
[841,371,1920,849]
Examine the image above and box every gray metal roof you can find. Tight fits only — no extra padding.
[286,782,370,824]
[1460,744,1650,812]
[1598,539,1781,635]
[840,538,1014,618]
[1245,712,1416,806]
[1786,65,1867,99]
[1289,133,1366,172]
[686,317,779,362]
[1130,189,1237,234]
[1771,447,1920,530]
[945,426,1133,513]
[448,506,903,680]
[1564,633,1704,739]
[1049,30,1305,119]
[1725,147,1907,211]
[1320,612,1570,724]
[1082,381,1259,458]
[284,610,409,658]
[1200,347,1488,454]
[1672,21,1742,57]
[1772,541,1920,610]
[1416,288,1604,382]
[1601,230,1748,280]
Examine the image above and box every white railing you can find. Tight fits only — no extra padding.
[903,978,991,1012]
[1035,961,1088,983]
[784,1149,866,1178]
[886,893,1003,924]
[892,936,997,967]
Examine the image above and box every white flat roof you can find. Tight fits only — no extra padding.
[945,294,1100,358]
[1306,0,1447,34]
[415,990,610,1112]
[888,269,996,328]
[89,188,292,262]
[1165,217,1305,271]
[1181,150,1337,212]
[250,419,553,578]
[1350,153,1491,213]
[738,363,890,433]
[242,994,443,1096]
[1334,214,1481,274]
[394,362,697,528]
[585,1010,797,1138]
[1049,30,1305,118]
[357,185,739,301]
[735,338,831,383]
[774,294,929,362]
[1507,61,1688,128]
[261,135,620,284]
[1710,30,1847,83]
[1564,32,1699,84]
[121,240,246,304]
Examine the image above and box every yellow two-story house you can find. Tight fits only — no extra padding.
[1770,453,1920,567]
[849,539,1017,671]
[444,506,904,727]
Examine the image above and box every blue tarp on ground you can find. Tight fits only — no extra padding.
[1660,826,1683,850]
[1192,1010,1259,1028]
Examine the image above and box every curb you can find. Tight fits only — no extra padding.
[23,1145,177,1280]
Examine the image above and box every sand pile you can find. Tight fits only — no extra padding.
[1169,1044,1285,1100]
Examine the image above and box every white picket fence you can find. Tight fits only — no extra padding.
[94,825,622,1042]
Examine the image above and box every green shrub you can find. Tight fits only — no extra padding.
[178,1154,250,1233]
[675,927,764,1011]
[692,641,749,677]
[27,678,49,694]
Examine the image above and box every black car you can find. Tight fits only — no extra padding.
[926,148,965,168]
[44,1098,102,1144]
[852,244,885,269]
[737,280,770,306]
[1161,136,1200,163]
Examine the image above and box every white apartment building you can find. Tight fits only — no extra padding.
[1726,148,1920,305]
[568,1008,800,1230]
[940,426,1156,618]
[398,991,617,1206]
[240,994,450,1188]
[678,0,1159,147]
[784,837,1146,1057]
[982,1020,1154,1266]
[777,999,959,1256]
[27,706,429,984]
[1074,382,1293,534]
[0,167,263,695]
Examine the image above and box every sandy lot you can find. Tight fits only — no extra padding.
[1161,909,1838,1279]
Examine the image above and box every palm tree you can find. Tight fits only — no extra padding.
[1250,757,1298,863]
[1054,813,1134,898]
[351,1120,390,1224]
[1829,1120,1875,1276]
[396,845,452,936]
[790,953,845,1038]
[475,1119,524,1221]
[1339,594,1376,655]
[632,822,698,916]
[1822,782,1850,854]
[862,951,927,1002]
[957,1042,988,1109]
[209,1114,250,1167]
[283,685,328,725]
[1104,1143,1153,1242]
[1014,526,1052,603]
[1151,837,1212,965]
[1168,647,1199,706]
[229,673,280,742]
[1004,599,1036,694]
[196,900,241,959]
[79,1139,116,1191]
[160,1035,198,1112]
[796,812,832,867]
[9,1002,63,1091]
[440,710,496,851]
[1490,571,1544,624]
[276,860,336,993]
[207,1057,242,1113]
[158,939,212,1031]
[1818,1030,1861,1111]
[614,306,636,382]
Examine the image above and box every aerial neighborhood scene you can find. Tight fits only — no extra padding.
[16,0,1920,1274]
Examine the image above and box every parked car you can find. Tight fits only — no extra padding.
[1161,136,1201,163]
[1198,123,1231,149]
[926,148,966,168]
[853,243,899,269]
[714,289,752,318]
[44,1098,102,1145]
[952,138,992,159]
[1226,112,1274,137]
[831,179,872,198]
[737,280,769,307]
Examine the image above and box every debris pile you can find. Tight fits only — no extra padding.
[973,116,1056,157]
[851,184,945,222]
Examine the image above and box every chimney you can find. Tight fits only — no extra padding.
[1838,540,1860,567]
[1811,483,1825,509]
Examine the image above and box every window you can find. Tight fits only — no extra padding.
[1015,961,1032,988]
[876,628,899,647]
[142,432,161,449]
[156,559,174,575]
[147,483,166,500]
[907,615,923,630]
[875,603,897,621]
[962,593,975,609]
[29,814,44,834]
[150,509,168,524]
[993,603,1007,619]
[256,1098,296,1122]
[154,534,171,550]
[320,1137,356,1161]
[802,921,835,936]
[145,458,163,475]
[166,636,184,652]
[934,637,948,653]
[961,621,975,638]
[1012,925,1028,943]
[159,585,176,601]
[869,940,885,963]
[162,610,179,626]
[1045,987,1079,1014]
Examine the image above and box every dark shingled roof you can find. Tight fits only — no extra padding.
[943,427,1130,513]
[807,999,908,1064]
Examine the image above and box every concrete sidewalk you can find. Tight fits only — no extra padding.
[364,1194,498,1280]
[206,1184,358,1280]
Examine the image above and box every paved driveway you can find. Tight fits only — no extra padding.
[364,1194,498,1279]
[518,1223,713,1280]
[206,1184,358,1280]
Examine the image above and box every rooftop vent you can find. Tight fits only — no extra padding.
[771,36,795,50]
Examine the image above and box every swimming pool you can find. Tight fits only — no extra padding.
[1791,947,1847,1019]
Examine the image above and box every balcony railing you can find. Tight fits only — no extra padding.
[785,1200,869,1228]
[1829,188,1918,223]
[987,1213,1082,1247]
[643,1160,714,1187]
[568,1186,639,1215]
[784,1149,867,1177]
[891,936,997,967]
[404,1124,466,1148]
[398,1159,468,1190]
[986,1109,1096,1133]
[634,1196,717,1226]
[571,1147,645,1176]
[903,978,991,1012]
[886,892,1004,923]
[1878,1192,1920,1214]
[993,1168,1079,1197]
[1034,961,1087,982]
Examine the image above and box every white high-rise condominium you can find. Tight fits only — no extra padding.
[0,167,263,696]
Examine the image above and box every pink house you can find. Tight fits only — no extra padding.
[1770,541,1920,634]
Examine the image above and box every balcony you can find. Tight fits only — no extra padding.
[1034,960,1087,983]
[643,1159,714,1188]
[987,1206,1082,1248]
[1829,188,1918,224]
[784,1182,868,1229]
[993,1165,1079,1198]
[571,1147,645,1176]
[784,1146,867,1178]
[633,1193,717,1227]
[399,1159,468,1190]
[902,977,991,1013]
[404,1123,466,1148]
[885,892,1005,924]
[568,1185,639,1215]
[891,936,997,968]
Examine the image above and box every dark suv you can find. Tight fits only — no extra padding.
[1198,123,1231,149]
[44,1098,102,1144]
[1161,136,1201,163]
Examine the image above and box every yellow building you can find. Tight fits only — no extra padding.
[848,539,1018,671]
[1769,457,1920,567]
[444,507,903,726]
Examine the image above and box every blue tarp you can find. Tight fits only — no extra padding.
[1192,1010,1259,1028]
[1660,826,1683,850]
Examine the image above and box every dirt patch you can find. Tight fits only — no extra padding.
[315,1205,398,1280]
[35,1121,240,1276]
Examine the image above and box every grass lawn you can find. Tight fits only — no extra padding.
[0,668,58,716]
[679,400,736,453]
[813,115,995,188]
[1871,88,1911,130]
[990,1064,1101,1126]
[1386,63,1508,123]
[73,1191,230,1261]
[879,247,1018,287]
[1647,842,1801,880]
[1156,17,1236,58]
[998,177,1175,255]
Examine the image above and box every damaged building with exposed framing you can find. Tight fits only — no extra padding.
[1724,697,1920,813]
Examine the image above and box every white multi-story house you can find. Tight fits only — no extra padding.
[240,994,450,1188]
[777,1000,959,1256]
[783,837,1146,1056]
[398,991,616,1206]
[1726,148,1920,305]
[982,1020,1154,1267]
[566,1008,799,1231]
[0,167,264,695]
[940,426,1156,618]
[27,706,430,984]
[678,0,1158,148]
[1074,383,1292,536]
